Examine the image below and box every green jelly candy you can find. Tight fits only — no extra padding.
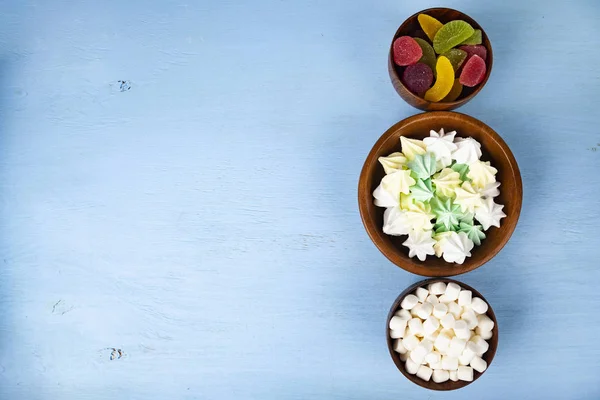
[442,49,468,72]
[414,38,437,73]
[461,29,482,46]
[433,20,475,55]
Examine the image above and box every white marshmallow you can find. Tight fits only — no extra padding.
[458,341,477,366]
[393,339,408,354]
[409,345,429,365]
[477,314,495,332]
[410,303,422,317]
[423,316,440,336]
[416,302,433,319]
[441,355,458,371]
[390,329,405,339]
[470,335,489,356]
[405,358,419,374]
[415,287,429,302]
[444,282,461,301]
[477,327,493,340]
[470,355,487,373]
[424,329,440,343]
[440,313,455,330]
[389,316,409,331]
[429,361,443,370]
[470,297,489,314]
[408,318,425,337]
[458,290,472,307]
[433,303,448,319]
[432,369,449,383]
[448,337,467,357]
[449,370,458,381]
[453,320,471,340]
[400,352,408,361]
[457,366,474,382]
[425,351,441,366]
[401,294,419,310]
[428,282,446,295]
[425,294,440,304]
[402,334,420,351]
[438,294,452,304]
[440,328,455,339]
[433,332,452,354]
[448,301,462,319]
[416,365,433,381]
[461,309,478,330]
[395,309,412,320]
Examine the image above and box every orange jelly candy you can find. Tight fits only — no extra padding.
[424,56,455,102]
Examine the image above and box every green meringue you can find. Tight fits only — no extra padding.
[451,163,470,182]
[458,221,486,246]
[431,197,463,231]
[410,178,435,203]
[408,153,437,180]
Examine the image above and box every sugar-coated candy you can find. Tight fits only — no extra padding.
[414,38,437,72]
[393,36,423,66]
[402,63,434,95]
[459,44,487,62]
[441,78,463,102]
[418,14,443,42]
[416,365,433,381]
[457,365,474,381]
[443,49,468,72]
[415,286,429,302]
[406,358,419,374]
[458,290,472,307]
[424,56,454,102]
[433,20,475,55]
[401,294,419,310]
[459,55,486,87]
[432,369,450,383]
[394,339,408,354]
[461,29,483,45]
[470,355,487,373]
[471,297,489,314]
[429,282,446,295]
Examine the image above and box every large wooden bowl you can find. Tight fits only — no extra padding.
[386,278,499,390]
[358,112,522,276]
[389,8,493,111]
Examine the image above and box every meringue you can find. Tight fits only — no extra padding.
[458,222,486,246]
[433,231,454,258]
[378,152,407,174]
[423,129,457,170]
[452,137,482,165]
[410,179,435,203]
[478,181,500,198]
[400,137,427,161]
[432,168,462,198]
[408,153,437,180]
[383,207,411,236]
[373,169,415,207]
[454,182,483,214]
[439,232,474,264]
[402,230,436,261]
[431,197,463,231]
[404,201,435,231]
[450,163,470,181]
[475,197,506,230]
[467,160,497,189]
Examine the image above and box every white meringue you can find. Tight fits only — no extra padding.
[423,129,457,170]
[440,232,474,264]
[478,181,500,198]
[373,170,415,207]
[454,182,483,214]
[475,197,506,230]
[378,152,407,174]
[383,207,412,236]
[400,137,426,161]
[467,160,497,189]
[403,230,436,261]
[452,137,482,165]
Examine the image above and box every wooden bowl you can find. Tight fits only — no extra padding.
[386,278,499,390]
[358,112,522,276]
[389,8,493,111]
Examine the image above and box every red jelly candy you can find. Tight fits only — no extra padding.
[402,63,434,95]
[393,36,423,66]
[459,45,487,62]
[459,55,486,87]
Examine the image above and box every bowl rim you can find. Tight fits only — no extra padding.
[386,277,499,390]
[357,111,523,276]
[389,7,494,107]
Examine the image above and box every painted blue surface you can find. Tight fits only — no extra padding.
[0,0,599,399]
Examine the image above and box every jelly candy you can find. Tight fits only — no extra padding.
[414,38,437,72]
[417,14,443,42]
[393,36,423,66]
[402,63,434,95]
[442,78,463,102]
[424,56,454,102]
[433,20,475,55]
[459,45,487,62]
[459,54,486,87]
[461,29,482,45]
[442,49,467,72]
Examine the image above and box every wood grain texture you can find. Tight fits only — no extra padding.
[358,112,522,277]
[0,0,599,399]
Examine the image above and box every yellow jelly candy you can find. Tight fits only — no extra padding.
[442,78,463,102]
[424,56,455,102]
[418,14,443,42]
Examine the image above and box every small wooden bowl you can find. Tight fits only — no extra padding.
[386,278,499,390]
[389,8,493,111]
[358,112,522,276]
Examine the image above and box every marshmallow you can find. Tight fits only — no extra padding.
[453,320,471,340]
[470,297,489,314]
[425,351,441,366]
[457,366,474,382]
[432,369,449,383]
[395,309,412,320]
[423,316,440,336]
[461,309,478,330]
[429,361,443,370]
[390,329,405,339]
[433,332,452,354]
[402,335,420,351]
[389,316,408,331]
[424,329,439,343]
[470,355,487,373]
[405,358,419,374]
[401,294,419,310]
[448,301,462,319]
[428,282,446,295]
[440,313,455,330]
[438,294,452,304]
[458,290,472,307]
[408,318,425,337]
[476,327,493,340]
[425,294,440,304]
[394,339,408,354]
[470,335,489,356]
[433,303,448,319]
[444,282,461,301]
[410,304,423,317]
[416,302,433,319]
[400,352,408,361]
[410,344,429,365]
[449,370,458,381]
[416,365,433,381]
[477,314,495,333]
[441,355,458,371]
[415,287,429,302]
[458,341,477,365]
[440,328,455,339]
[448,337,467,357]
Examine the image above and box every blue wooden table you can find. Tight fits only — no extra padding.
[1,0,599,399]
